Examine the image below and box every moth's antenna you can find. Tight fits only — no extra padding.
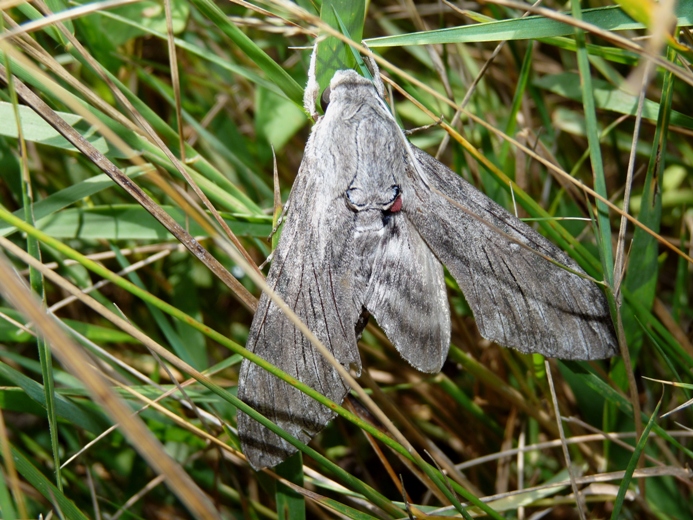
[361,42,385,97]
[303,43,320,119]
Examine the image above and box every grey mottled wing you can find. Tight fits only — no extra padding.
[237,140,360,470]
[405,147,617,360]
[356,211,450,373]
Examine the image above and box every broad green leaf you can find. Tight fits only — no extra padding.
[0,313,138,344]
[535,73,693,130]
[96,0,190,46]
[315,0,366,95]
[0,166,148,238]
[256,86,308,152]
[275,454,306,520]
[0,361,110,434]
[35,205,272,240]
[0,102,109,153]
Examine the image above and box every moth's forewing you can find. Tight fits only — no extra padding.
[404,147,618,360]
[237,103,363,470]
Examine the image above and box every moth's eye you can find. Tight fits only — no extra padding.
[320,86,331,112]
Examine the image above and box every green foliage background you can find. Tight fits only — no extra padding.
[0,0,692,518]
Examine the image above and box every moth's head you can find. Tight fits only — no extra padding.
[321,69,382,112]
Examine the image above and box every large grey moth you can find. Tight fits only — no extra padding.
[237,53,617,470]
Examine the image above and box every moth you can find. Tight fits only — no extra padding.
[237,53,617,470]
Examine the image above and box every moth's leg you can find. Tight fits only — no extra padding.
[361,42,385,98]
[259,204,287,268]
[404,115,445,136]
[267,194,290,240]
[258,251,273,270]
[303,43,320,119]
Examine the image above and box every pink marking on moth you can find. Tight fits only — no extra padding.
[390,195,403,213]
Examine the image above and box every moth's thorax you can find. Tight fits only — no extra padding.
[318,77,409,215]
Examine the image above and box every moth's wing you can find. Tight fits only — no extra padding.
[360,214,450,373]
[237,158,360,470]
[406,146,617,360]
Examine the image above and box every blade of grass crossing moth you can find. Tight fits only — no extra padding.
[316,0,366,94]
[17,225,494,518]
[0,217,410,517]
[622,46,675,358]
[610,399,662,520]
[571,0,614,287]
[2,47,63,490]
[0,202,500,518]
[275,455,306,520]
[272,150,282,251]
[188,0,303,106]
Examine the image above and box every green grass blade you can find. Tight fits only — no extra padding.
[3,55,63,491]
[34,205,271,241]
[365,5,693,47]
[8,446,89,520]
[623,46,676,355]
[610,399,662,519]
[315,0,366,94]
[188,0,303,105]
[0,167,149,238]
[0,102,109,153]
[572,0,613,287]
[534,73,693,130]
[0,361,110,434]
[275,454,305,520]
